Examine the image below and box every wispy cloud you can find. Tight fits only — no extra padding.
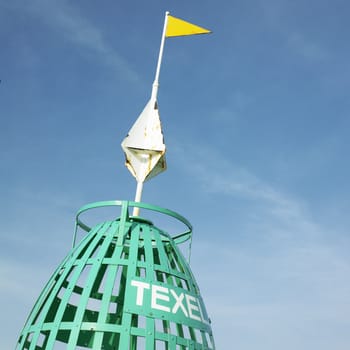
[6,0,140,83]
[174,142,343,254]
[174,142,350,349]
[174,142,311,230]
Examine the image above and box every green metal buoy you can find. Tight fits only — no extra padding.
[16,201,215,349]
[16,12,215,350]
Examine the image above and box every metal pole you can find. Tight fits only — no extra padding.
[131,11,169,217]
[133,181,143,216]
[151,11,169,100]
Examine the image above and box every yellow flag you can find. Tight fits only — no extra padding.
[166,15,211,37]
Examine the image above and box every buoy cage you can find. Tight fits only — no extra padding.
[16,201,215,350]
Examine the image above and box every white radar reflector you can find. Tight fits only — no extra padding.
[121,98,166,183]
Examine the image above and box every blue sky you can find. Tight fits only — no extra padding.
[1,0,350,349]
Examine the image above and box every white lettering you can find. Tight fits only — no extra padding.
[151,285,170,312]
[130,280,207,324]
[131,280,150,306]
[170,289,188,317]
[186,294,202,321]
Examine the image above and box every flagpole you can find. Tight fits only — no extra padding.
[133,181,144,216]
[151,11,169,100]
[131,11,169,217]
[132,153,150,216]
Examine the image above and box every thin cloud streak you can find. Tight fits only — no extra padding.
[175,142,312,230]
[6,0,140,83]
[175,143,350,349]
[175,142,338,252]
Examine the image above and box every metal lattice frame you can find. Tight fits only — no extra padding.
[16,201,215,350]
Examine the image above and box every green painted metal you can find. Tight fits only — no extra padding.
[16,201,215,349]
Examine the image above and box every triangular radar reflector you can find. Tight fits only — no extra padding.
[121,98,166,182]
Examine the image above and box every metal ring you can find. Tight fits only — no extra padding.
[75,200,193,244]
